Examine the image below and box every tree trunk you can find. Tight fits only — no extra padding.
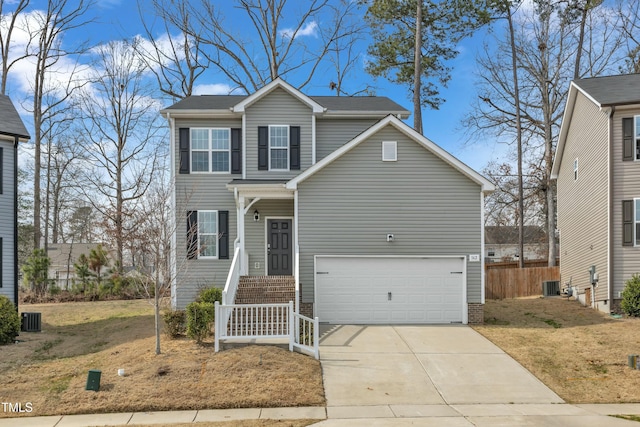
[507,9,524,269]
[413,1,423,134]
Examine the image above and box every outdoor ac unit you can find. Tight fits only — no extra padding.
[21,312,41,332]
[542,280,560,297]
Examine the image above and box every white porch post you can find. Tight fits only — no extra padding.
[238,196,246,275]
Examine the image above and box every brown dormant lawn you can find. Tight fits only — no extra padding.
[473,297,640,403]
[0,300,324,418]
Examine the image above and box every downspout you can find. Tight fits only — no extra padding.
[13,136,19,311]
[480,191,486,305]
[608,106,615,308]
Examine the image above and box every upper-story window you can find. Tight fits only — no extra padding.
[269,125,289,170]
[191,128,230,173]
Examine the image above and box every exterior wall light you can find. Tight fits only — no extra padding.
[254,210,260,222]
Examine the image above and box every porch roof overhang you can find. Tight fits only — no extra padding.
[226,179,294,199]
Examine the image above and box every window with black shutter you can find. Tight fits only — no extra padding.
[187,210,198,259]
[179,128,190,174]
[623,200,634,246]
[231,128,242,174]
[290,126,300,170]
[623,118,634,161]
[258,126,269,170]
[218,211,229,259]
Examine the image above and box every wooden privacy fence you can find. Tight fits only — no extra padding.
[485,266,560,299]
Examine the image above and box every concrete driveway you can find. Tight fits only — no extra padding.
[314,325,637,426]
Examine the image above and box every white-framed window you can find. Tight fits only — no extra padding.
[198,210,218,258]
[382,141,397,161]
[269,125,289,170]
[573,158,578,181]
[191,128,230,173]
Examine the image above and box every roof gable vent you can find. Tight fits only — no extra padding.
[382,141,397,162]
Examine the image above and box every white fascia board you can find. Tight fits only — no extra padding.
[225,182,294,199]
[160,109,240,119]
[287,115,495,193]
[321,111,411,119]
[232,78,325,114]
[551,84,578,179]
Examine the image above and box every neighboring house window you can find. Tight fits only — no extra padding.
[573,158,578,181]
[622,199,640,246]
[190,128,230,173]
[382,141,397,162]
[487,250,495,257]
[270,125,289,170]
[622,117,640,161]
[186,210,229,260]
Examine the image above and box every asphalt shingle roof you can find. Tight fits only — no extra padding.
[574,74,640,107]
[164,94,408,114]
[0,94,30,139]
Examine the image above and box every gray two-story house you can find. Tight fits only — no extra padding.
[552,74,640,313]
[162,79,494,324]
[0,95,30,307]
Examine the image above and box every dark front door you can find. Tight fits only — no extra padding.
[268,219,292,275]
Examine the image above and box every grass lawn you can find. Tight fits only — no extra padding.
[0,300,325,418]
[473,297,640,403]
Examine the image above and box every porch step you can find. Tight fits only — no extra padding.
[234,275,295,305]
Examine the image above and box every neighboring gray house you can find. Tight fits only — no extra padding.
[47,243,108,289]
[551,74,640,313]
[162,78,494,324]
[485,226,549,262]
[0,95,30,307]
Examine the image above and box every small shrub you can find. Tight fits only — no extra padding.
[621,274,640,317]
[198,287,223,305]
[0,296,20,345]
[186,302,214,343]
[163,310,186,339]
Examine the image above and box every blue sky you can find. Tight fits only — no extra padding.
[5,0,507,172]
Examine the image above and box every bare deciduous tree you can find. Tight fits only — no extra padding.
[0,0,30,94]
[77,38,163,272]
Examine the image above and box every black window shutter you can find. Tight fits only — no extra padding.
[623,200,634,246]
[187,210,198,259]
[218,211,229,259]
[231,128,242,174]
[258,126,268,170]
[623,118,634,161]
[179,128,190,173]
[290,126,301,170]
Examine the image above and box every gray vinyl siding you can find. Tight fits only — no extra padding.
[245,88,312,179]
[245,199,294,276]
[315,118,378,161]
[612,106,640,299]
[173,118,240,309]
[556,91,609,304]
[297,126,483,305]
[0,139,14,304]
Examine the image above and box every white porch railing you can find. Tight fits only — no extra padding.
[222,247,241,306]
[214,301,319,359]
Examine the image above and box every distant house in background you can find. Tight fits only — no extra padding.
[484,226,548,262]
[47,243,110,289]
[552,73,640,313]
[0,95,30,308]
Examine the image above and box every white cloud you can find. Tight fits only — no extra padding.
[279,21,318,39]
[193,83,237,95]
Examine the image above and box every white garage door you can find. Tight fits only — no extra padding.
[315,256,465,324]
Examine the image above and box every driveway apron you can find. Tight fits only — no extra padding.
[319,325,563,407]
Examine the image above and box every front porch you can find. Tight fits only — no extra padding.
[217,180,318,358]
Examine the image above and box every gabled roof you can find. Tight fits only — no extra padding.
[0,95,30,140]
[160,79,410,119]
[551,74,640,179]
[286,115,495,193]
[232,78,325,113]
[573,74,640,107]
